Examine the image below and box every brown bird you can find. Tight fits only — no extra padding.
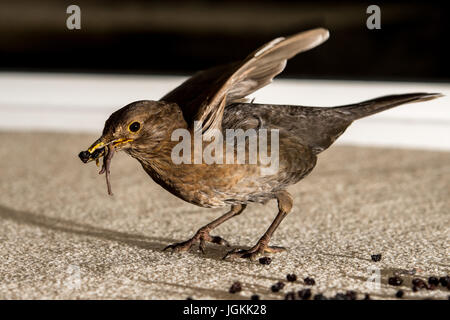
[79,28,442,260]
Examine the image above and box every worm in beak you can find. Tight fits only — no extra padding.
[98,144,115,196]
[79,138,132,196]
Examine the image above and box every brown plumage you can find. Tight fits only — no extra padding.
[78,28,442,260]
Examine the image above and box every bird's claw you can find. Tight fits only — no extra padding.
[223,244,286,261]
[164,231,230,254]
[163,240,193,253]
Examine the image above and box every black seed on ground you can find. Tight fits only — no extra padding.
[412,278,427,290]
[388,276,403,286]
[364,293,371,300]
[186,297,193,300]
[439,276,449,287]
[314,294,327,300]
[259,257,272,265]
[371,254,382,262]
[298,288,312,300]
[271,281,285,292]
[229,281,242,294]
[396,290,404,298]
[331,292,356,300]
[284,292,296,300]
[428,277,439,286]
[346,291,357,300]
[251,294,260,300]
[304,277,316,285]
[286,274,297,282]
[333,293,349,300]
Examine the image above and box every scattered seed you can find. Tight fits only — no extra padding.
[334,293,349,300]
[346,291,357,300]
[259,257,272,265]
[388,276,403,286]
[412,278,425,286]
[412,278,427,290]
[439,276,449,287]
[396,290,404,298]
[284,292,296,300]
[286,274,297,282]
[428,277,439,286]
[271,282,285,293]
[251,294,260,300]
[298,288,312,300]
[304,277,316,285]
[371,254,382,262]
[332,291,357,300]
[229,281,242,294]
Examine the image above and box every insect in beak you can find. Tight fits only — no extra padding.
[78,138,133,163]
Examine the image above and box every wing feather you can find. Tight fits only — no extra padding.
[161,28,330,138]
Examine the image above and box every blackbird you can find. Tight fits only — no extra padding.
[79,28,442,260]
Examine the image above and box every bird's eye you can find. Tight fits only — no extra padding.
[128,121,141,133]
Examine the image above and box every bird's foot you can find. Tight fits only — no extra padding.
[223,241,286,261]
[163,227,230,254]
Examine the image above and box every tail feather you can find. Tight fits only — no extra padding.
[334,93,443,121]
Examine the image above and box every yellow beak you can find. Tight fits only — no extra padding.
[79,138,133,164]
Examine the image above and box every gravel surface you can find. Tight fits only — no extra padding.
[0,132,448,300]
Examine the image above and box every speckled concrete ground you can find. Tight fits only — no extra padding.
[0,132,448,300]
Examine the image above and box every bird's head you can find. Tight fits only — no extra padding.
[78,100,186,164]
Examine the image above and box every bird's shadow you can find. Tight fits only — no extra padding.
[0,204,176,251]
[0,203,265,264]
[140,279,281,300]
[317,251,373,262]
[164,240,254,262]
[140,279,244,300]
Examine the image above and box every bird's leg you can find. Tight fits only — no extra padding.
[224,190,293,261]
[164,204,246,253]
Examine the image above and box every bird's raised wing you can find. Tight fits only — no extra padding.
[160,28,329,138]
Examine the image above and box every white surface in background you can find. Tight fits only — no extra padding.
[0,72,448,150]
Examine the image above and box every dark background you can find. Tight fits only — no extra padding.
[0,0,449,81]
